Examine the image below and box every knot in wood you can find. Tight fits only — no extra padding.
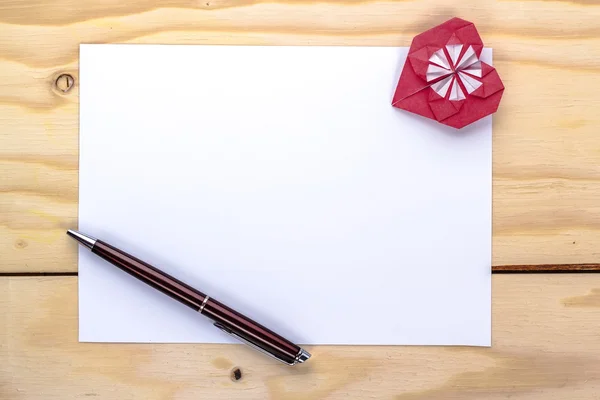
[55,73,74,93]
[230,367,242,382]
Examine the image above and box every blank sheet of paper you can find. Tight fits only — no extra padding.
[78,44,492,346]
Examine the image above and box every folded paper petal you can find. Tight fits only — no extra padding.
[392,18,504,129]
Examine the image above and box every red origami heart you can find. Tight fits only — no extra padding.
[392,18,504,129]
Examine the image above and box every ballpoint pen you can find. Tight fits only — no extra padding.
[67,229,311,365]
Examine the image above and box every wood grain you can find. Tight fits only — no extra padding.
[2,1,600,273]
[2,3,600,397]
[1,274,599,399]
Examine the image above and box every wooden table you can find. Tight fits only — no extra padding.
[2,1,600,398]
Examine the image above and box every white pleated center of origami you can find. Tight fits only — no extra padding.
[426,45,483,101]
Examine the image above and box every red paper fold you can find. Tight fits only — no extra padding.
[392,18,504,129]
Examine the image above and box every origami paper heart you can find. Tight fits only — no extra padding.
[392,18,504,129]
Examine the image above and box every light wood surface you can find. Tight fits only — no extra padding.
[2,1,600,399]
[2,275,600,399]
[2,0,600,272]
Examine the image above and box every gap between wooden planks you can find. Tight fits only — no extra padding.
[1,274,600,400]
[494,264,600,273]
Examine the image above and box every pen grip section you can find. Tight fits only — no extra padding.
[202,298,300,365]
[92,240,208,311]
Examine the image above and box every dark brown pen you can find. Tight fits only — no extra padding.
[67,229,311,365]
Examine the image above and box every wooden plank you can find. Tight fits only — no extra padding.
[1,275,600,399]
[2,1,600,273]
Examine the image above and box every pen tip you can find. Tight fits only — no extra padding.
[296,348,311,364]
[66,229,97,249]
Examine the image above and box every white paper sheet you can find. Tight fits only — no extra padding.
[78,44,492,346]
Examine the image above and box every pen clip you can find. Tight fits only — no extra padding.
[213,322,294,365]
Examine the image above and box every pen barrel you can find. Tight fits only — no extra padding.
[92,240,208,311]
[91,240,303,364]
[202,298,301,365]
